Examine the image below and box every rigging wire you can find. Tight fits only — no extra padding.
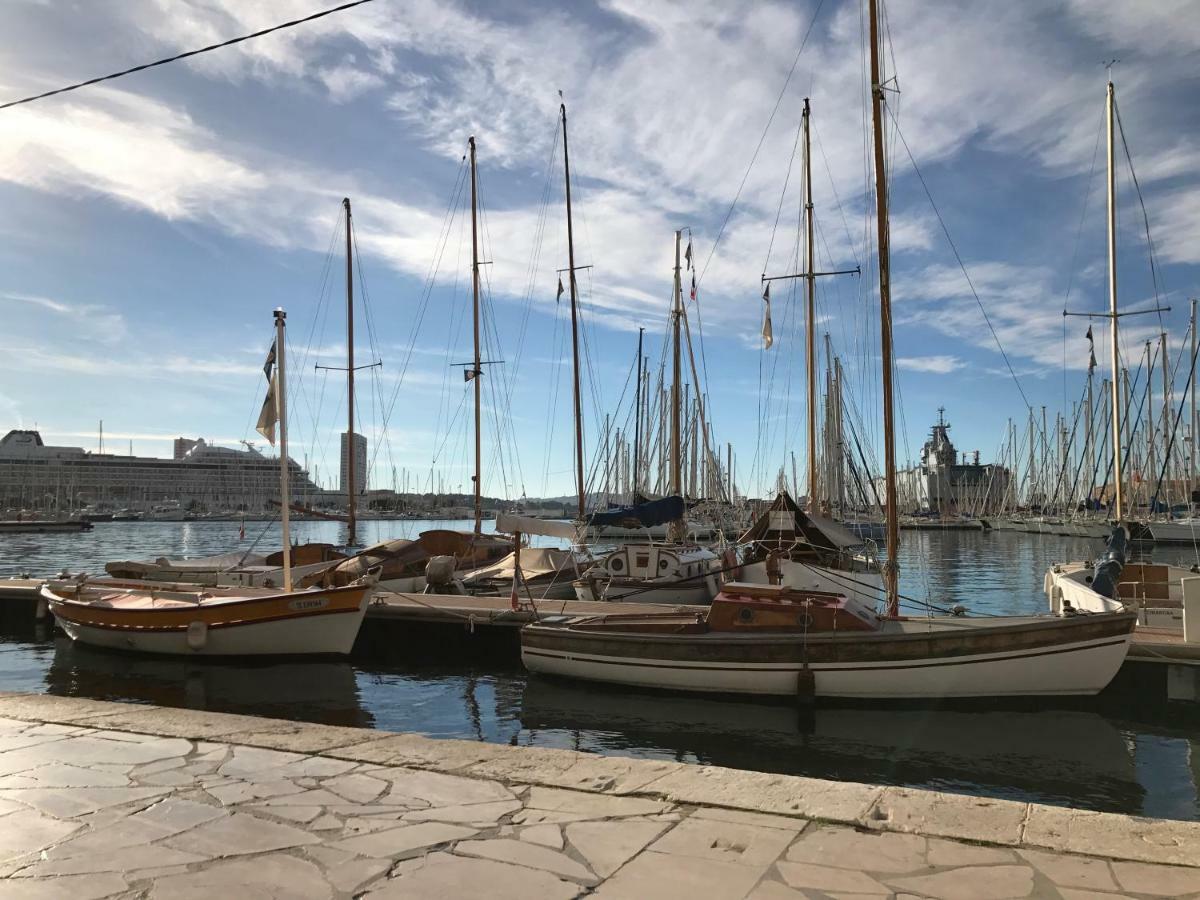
[0,0,381,111]
[885,108,1033,412]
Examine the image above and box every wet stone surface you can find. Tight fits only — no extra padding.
[0,713,1197,898]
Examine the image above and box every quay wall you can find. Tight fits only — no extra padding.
[2,691,1199,869]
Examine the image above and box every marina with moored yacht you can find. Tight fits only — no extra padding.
[3,6,1200,897]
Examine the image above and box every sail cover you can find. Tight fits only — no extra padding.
[588,495,685,529]
[494,514,578,540]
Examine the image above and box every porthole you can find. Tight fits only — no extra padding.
[738,607,753,622]
[659,559,669,571]
[611,558,624,572]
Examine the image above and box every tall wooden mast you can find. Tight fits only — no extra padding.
[803,98,818,511]
[274,308,292,592]
[469,137,483,534]
[633,327,644,496]
[343,198,357,547]
[561,103,586,521]
[669,230,685,542]
[868,0,900,616]
[1105,80,1123,521]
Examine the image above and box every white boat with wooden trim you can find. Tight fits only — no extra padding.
[573,542,720,604]
[46,306,375,658]
[43,579,372,656]
[522,581,1136,699]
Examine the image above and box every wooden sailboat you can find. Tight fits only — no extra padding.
[521,2,1135,698]
[573,229,720,603]
[44,309,375,657]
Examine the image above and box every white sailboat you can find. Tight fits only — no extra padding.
[44,309,374,657]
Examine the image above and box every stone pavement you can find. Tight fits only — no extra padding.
[0,694,1198,898]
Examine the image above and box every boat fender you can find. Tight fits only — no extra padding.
[796,666,815,706]
[35,596,49,620]
[950,604,966,616]
[186,621,207,652]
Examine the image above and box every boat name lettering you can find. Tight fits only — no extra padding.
[288,596,329,612]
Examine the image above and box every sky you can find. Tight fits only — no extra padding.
[0,0,1198,501]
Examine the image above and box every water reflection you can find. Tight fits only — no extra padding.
[44,635,372,728]
[518,676,1142,812]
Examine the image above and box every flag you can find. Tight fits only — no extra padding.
[464,368,478,382]
[255,342,278,445]
[556,275,564,303]
[1086,324,1096,372]
[262,339,276,380]
[1086,325,1094,343]
[690,272,696,302]
[1089,348,1097,372]
[762,283,773,350]
[684,239,693,270]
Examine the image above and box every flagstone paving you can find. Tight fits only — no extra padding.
[0,697,1198,898]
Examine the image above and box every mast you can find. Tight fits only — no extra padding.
[1161,331,1170,501]
[669,230,685,542]
[1086,365,1094,509]
[274,308,292,592]
[1192,299,1198,488]
[633,327,644,496]
[469,137,483,535]
[343,198,357,546]
[1106,80,1123,521]
[803,98,818,511]
[868,0,900,615]
[561,103,586,522]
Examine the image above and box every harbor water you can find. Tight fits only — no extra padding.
[1,520,1198,822]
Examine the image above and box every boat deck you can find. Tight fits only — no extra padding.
[365,591,694,627]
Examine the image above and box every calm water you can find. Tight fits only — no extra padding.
[2,520,1199,821]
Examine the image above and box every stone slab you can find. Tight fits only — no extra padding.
[1023,803,1200,867]
[867,787,1028,845]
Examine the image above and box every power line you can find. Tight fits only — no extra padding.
[0,0,380,111]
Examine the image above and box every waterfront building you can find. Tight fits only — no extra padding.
[340,431,367,496]
[0,429,318,513]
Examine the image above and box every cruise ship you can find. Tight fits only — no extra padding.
[0,430,318,514]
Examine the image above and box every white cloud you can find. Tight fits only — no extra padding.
[0,291,128,343]
[318,58,384,102]
[898,355,964,374]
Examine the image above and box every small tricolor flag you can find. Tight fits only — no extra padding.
[556,276,564,303]
[690,273,696,302]
[255,339,278,445]
[762,283,774,350]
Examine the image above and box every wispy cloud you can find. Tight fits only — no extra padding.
[898,355,965,374]
[0,291,128,343]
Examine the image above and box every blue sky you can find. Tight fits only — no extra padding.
[0,0,1197,499]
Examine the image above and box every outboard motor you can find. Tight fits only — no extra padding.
[423,555,462,595]
[1090,525,1127,600]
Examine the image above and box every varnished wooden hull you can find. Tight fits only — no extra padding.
[521,612,1136,698]
[45,583,371,657]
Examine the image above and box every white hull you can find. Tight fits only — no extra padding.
[53,597,368,657]
[523,630,1132,698]
[1143,519,1200,543]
